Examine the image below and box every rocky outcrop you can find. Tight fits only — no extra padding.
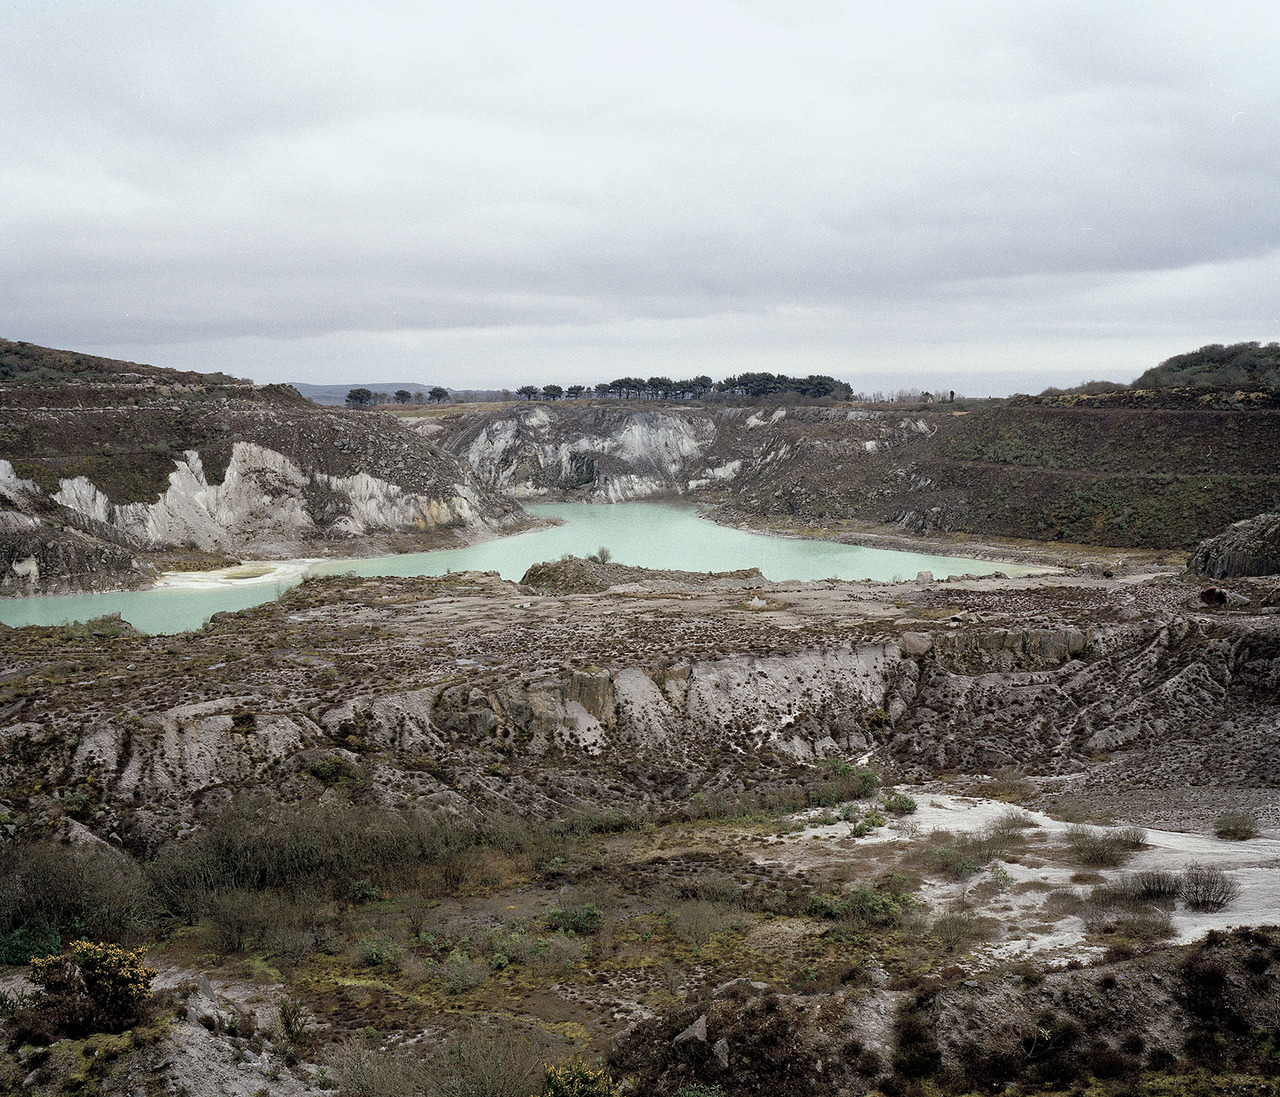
[0,510,149,594]
[441,404,722,501]
[435,400,1280,548]
[433,402,943,507]
[614,928,1280,1097]
[1189,512,1280,578]
[0,351,528,590]
[8,591,1275,844]
[0,462,150,593]
[47,441,503,556]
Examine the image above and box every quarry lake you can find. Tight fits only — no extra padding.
[0,502,1045,634]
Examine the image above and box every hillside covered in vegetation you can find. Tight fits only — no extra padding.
[1131,341,1280,391]
[431,392,1280,549]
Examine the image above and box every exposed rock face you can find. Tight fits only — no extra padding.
[434,400,1280,548]
[0,347,527,590]
[434,402,940,505]
[1189,512,1280,578]
[0,462,149,593]
[48,441,502,555]
[441,404,723,501]
[4,566,1276,844]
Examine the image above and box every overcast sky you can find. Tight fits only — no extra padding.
[4,1,1278,395]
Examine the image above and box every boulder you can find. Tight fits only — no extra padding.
[1189,513,1280,578]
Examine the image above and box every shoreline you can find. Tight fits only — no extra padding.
[3,503,1186,608]
[703,506,1186,576]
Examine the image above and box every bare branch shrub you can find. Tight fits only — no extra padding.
[1181,864,1240,912]
[989,808,1039,839]
[1126,870,1182,903]
[1063,825,1140,867]
[445,1025,543,1097]
[327,1038,434,1097]
[932,911,985,953]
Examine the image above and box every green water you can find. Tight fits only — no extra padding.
[0,502,1040,635]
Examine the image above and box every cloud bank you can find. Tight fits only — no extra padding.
[4,0,1278,393]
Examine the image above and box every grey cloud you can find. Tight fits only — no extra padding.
[3,0,1278,391]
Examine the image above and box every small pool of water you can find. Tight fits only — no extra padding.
[0,502,1043,634]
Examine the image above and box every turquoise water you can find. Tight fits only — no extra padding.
[0,502,1038,635]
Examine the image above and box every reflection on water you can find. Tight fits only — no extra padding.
[0,502,1041,635]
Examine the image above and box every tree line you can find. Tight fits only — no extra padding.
[346,386,450,407]
[512,371,854,402]
[343,373,964,409]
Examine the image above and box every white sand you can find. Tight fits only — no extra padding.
[154,559,322,590]
[767,789,1280,967]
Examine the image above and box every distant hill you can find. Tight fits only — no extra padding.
[1131,342,1280,390]
[0,338,246,387]
[289,382,446,405]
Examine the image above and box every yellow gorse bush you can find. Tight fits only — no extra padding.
[535,1059,617,1097]
[30,939,157,1034]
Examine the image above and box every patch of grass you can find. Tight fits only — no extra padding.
[544,903,604,936]
[1062,824,1144,867]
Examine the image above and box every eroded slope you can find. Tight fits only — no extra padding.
[1,563,1275,849]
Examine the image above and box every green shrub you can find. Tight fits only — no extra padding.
[928,848,981,879]
[442,953,489,995]
[811,762,879,806]
[544,903,604,935]
[358,933,404,970]
[0,918,60,965]
[345,878,382,903]
[1214,810,1260,840]
[306,755,360,785]
[882,791,918,815]
[807,884,915,928]
[278,995,312,1045]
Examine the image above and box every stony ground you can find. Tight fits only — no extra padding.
[2,546,1278,1096]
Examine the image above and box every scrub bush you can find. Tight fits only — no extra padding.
[1181,863,1240,912]
[12,940,156,1042]
[1215,810,1260,840]
[881,791,918,815]
[537,1059,617,1097]
[1127,869,1182,902]
[0,918,60,965]
[545,903,604,935]
[1063,825,1143,867]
